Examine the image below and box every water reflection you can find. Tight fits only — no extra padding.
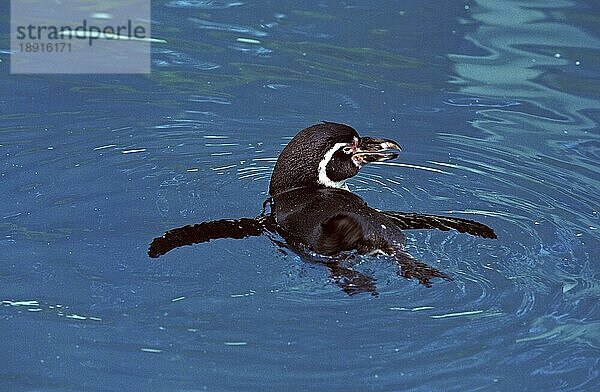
[450,0,600,130]
[444,0,600,367]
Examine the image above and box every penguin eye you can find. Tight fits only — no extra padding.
[342,145,354,154]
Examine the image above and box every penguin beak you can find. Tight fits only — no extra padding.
[353,137,402,164]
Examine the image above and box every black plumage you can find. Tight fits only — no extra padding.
[149,122,496,295]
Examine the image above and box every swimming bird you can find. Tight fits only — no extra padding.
[149,122,496,295]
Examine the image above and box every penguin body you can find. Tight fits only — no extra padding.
[149,121,496,293]
[272,187,403,257]
[269,122,404,258]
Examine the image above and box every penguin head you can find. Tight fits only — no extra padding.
[269,122,401,196]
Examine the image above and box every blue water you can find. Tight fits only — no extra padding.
[1,1,599,390]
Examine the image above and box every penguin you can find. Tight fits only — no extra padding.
[149,122,496,295]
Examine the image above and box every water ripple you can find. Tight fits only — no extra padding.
[188,17,267,38]
[443,97,521,108]
[165,1,244,9]
[152,48,221,70]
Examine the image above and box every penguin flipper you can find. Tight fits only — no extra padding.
[148,217,267,258]
[382,211,496,239]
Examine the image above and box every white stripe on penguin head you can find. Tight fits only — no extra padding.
[317,142,350,190]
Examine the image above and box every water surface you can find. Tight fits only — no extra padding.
[1,1,599,390]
